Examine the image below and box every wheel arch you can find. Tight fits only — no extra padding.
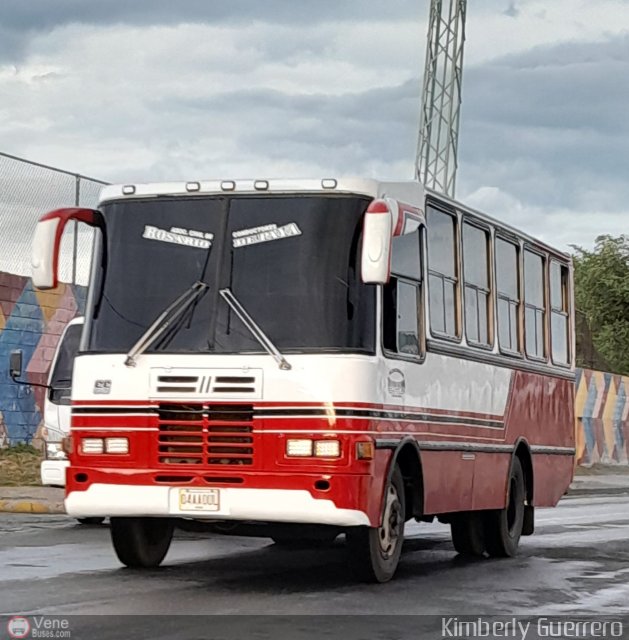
[513,437,534,505]
[376,437,424,521]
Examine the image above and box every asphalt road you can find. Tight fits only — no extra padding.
[1,494,628,639]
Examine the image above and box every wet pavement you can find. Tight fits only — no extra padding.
[0,494,628,637]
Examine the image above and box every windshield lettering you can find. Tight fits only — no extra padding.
[143,225,213,250]
[232,222,301,248]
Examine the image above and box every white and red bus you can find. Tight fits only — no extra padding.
[31,178,575,582]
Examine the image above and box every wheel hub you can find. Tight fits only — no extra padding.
[378,484,402,558]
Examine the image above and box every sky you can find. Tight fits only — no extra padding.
[0,0,628,261]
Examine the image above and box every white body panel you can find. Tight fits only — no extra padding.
[40,460,69,486]
[31,218,59,289]
[72,352,511,417]
[40,317,83,487]
[65,483,370,526]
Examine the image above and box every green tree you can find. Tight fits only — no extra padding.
[572,234,629,375]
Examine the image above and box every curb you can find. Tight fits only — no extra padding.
[566,487,629,497]
[0,499,65,514]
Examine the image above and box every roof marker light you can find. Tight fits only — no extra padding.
[321,179,337,189]
[122,185,136,195]
[186,182,201,192]
[221,181,236,191]
[254,180,269,191]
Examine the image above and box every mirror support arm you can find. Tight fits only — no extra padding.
[10,374,50,390]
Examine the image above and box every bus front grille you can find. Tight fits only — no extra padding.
[156,403,255,467]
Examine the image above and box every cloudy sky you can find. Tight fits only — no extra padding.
[1,0,628,255]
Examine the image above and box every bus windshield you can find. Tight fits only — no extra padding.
[87,194,376,355]
[50,323,82,387]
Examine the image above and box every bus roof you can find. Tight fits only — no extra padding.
[98,178,569,262]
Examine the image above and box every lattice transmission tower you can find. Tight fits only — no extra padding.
[416,0,467,198]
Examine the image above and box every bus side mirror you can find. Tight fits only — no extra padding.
[32,207,101,289]
[361,200,393,284]
[361,198,424,284]
[9,350,23,380]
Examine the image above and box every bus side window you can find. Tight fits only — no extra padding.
[462,222,491,347]
[426,207,458,339]
[383,230,422,358]
[524,249,546,360]
[550,260,570,365]
[495,237,521,354]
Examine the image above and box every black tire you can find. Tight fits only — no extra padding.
[346,466,405,583]
[450,511,485,556]
[484,457,525,557]
[110,517,174,568]
[77,517,105,525]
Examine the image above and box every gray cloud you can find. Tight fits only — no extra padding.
[458,34,629,215]
[1,0,628,258]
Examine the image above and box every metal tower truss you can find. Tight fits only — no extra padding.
[416,0,467,198]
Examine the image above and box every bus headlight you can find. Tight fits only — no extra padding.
[286,439,341,458]
[105,438,129,454]
[286,439,313,457]
[46,442,67,460]
[81,438,104,454]
[313,440,341,458]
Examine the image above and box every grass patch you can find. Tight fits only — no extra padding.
[0,444,43,486]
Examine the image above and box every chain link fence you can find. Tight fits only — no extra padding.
[0,151,108,285]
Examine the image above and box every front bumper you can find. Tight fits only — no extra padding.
[65,483,370,526]
[41,460,69,487]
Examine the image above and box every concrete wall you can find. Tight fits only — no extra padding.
[575,369,629,466]
[0,272,85,446]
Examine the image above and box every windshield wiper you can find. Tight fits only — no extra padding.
[219,288,292,370]
[124,281,209,367]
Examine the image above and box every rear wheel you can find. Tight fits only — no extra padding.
[346,466,405,583]
[110,517,174,568]
[450,511,485,556]
[484,457,525,557]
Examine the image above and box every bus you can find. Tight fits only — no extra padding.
[30,178,575,582]
[40,317,83,488]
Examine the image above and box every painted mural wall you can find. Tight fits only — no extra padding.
[0,272,85,446]
[575,368,629,466]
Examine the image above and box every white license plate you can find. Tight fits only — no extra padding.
[178,488,220,512]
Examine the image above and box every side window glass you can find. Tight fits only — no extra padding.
[427,207,458,338]
[462,223,491,347]
[550,261,570,365]
[495,238,520,354]
[391,230,421,280]
[384,229,422,359]
[383,279,420,357]
[524,250,546,360]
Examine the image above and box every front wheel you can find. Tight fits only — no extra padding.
[484,457,525,557]
[77,517,105,525]
[346,466,405,583]
[110,517,174,568]
[271,532,338,549]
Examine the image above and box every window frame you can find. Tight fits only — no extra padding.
[461,218,493,351]
[381,227,425,364]
[549,258,571,368]
[426,203,461,344]
[523,245,548,363]
[494,233,523,358]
